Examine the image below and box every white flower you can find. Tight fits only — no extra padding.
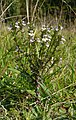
[42,27,46,31]
[46,43,49,47]
[41,25,46,31]
[43,35,48,38]
[61,36,66,41]
[51,57,54,64]
[60,57,62,61]
[37,38,41,42]
[15,46,19,52]
[22,20,26,26]
[15,22,20,29]
[60,41,64,44]
[30,38,34,43]
[47,27,50,32]
[42,34,50,42]
[29,30,34,36]
[7,26,12,31]
[48,35,51,39]
[26,96,28,99]
[42,37,48,42]
[59,57,62,64]
[15,25,20,29]
[22,21,26,26]
[30,30,33,33]
[29,32,34,37]
[60,26,63,30]
[52,57,54,60]
[60,36,66,44]
[55,27,59,31]
[48,35,52,41]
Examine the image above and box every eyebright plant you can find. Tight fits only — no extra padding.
[1,21,76,119]
[7,22,65,102]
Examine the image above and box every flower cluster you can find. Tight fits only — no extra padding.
[41,25,55,47]
[7,20,26,31]
[60,36,66,44]
[7,21,66,47]
[27,24,66,48]
[28,30,35,43]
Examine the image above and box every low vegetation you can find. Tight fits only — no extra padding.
[0,20,76,119]
[0,0,76,119]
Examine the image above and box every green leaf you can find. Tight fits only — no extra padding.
[38,82,51,97]
[59,107,66,114]
[8,68,20,74]
[32,108,38,117]
[26,90,36,96]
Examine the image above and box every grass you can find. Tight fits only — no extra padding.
[0,20,76,119]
